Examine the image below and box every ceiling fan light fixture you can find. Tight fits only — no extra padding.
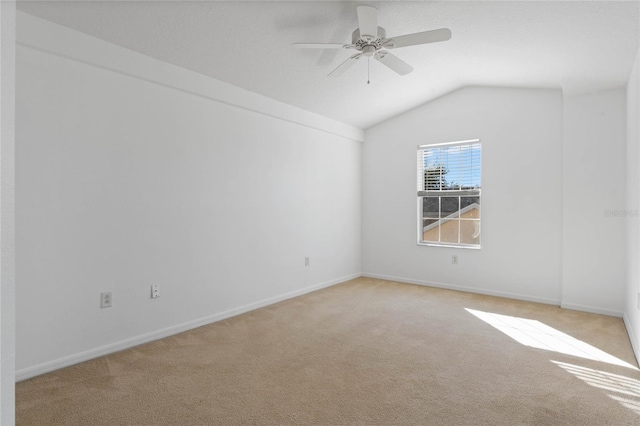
[362,45,376,57]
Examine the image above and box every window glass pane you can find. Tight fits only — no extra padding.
[423,219,438,228]
[422,219,439,242]
[440,219,459,243]
[441,196,459,218]
[460,220,480,245]
[451,144,481,189]
[423,197,439,218]
[461,197,480,219]
[424,165,447,190]
[423,148,445,190]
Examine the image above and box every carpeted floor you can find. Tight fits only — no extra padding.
[16,277,640,425]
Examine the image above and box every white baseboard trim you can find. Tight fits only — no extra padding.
[362,272,625,317]
[623,312,640,366]
[560,302,623,318]
[16,273,361,382]
[362,272,562,306]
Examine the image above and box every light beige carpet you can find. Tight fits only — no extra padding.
[16,277,640,425]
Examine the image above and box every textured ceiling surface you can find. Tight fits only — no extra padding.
[17,1,640,129]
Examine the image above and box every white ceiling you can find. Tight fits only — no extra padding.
[17,0,640,129]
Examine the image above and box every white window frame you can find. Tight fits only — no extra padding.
[417,139,481,249]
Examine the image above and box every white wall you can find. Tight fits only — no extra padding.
[1,2,16,424]
[16,13,362,379]
[625,49,640,362]
[363,87,564,304]
[363,84,631,317]
[562,89,627,316]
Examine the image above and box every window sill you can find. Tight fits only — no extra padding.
[417,242,481,250]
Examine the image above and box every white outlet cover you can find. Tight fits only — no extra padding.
[100,292,112,308]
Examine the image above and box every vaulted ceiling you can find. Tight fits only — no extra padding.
[17,1,640,129]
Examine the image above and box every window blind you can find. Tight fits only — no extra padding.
[417,140,481,196]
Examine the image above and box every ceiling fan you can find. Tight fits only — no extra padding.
[293,5,451,82]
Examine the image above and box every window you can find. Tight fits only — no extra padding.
[417,140,481,248]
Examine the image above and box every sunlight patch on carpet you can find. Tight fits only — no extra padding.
[465,309,637,370]
[553,361,640,415]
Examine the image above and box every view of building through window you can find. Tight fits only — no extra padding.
[417,140,481,248]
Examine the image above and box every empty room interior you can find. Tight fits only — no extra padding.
[2,0,640,424]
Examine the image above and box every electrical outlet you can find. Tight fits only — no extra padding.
[100,292,112,308]
[452,255,458,265]
[305,257,310,267]
[151,284,160,299]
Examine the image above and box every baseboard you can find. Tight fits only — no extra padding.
[16,273,361,382]
[560,302,623,318]
[362,272,627,317]
[623,312,640,366]
[362,272,561,306]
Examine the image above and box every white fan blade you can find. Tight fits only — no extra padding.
[292,43,354,49]
[356,5,378,40]
[384,28,452,49]
[328,53,362,78]
[375,51,413,75]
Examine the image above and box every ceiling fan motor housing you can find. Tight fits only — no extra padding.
[352,27,387,55]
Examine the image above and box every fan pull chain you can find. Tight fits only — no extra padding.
[367,57,370,85]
